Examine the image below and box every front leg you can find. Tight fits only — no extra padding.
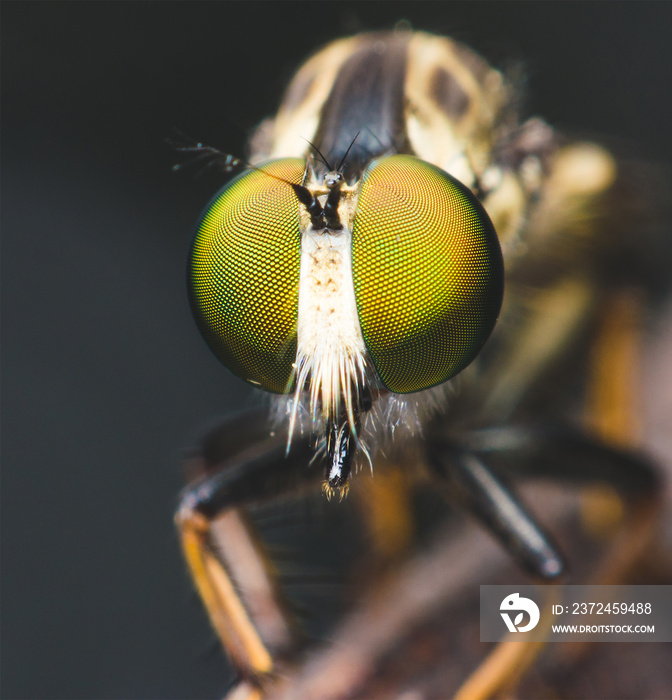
[427,444,566,580]
[176,409,318,692]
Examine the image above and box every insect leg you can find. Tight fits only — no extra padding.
[176,409,318,687]
[580,289,649,545]
[427,444,566,580]
[353,461,415,563]
[467,422,661,582]
[468,424,658,499]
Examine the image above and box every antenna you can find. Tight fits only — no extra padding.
[336,131,361,173]
[303,138,334,172]
[171,131,348,231]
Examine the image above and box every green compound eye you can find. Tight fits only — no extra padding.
[188,158,304,393]
[352,154,504,393]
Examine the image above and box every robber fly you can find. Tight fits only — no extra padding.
[176,30,668,699]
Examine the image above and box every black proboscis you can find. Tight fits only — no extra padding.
[325,419,357,489]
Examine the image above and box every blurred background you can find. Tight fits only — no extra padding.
[2,2,671,698]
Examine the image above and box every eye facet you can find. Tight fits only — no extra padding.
[188,158,304,393]
[351,154,503,393]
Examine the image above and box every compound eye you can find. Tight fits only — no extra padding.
[352,155,503,393]
[188,158,304,393]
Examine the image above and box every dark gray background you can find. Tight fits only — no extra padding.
[3,2,671,699]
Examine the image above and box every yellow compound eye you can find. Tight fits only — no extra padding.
[188,158,304,393]
[352,155,503,393]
